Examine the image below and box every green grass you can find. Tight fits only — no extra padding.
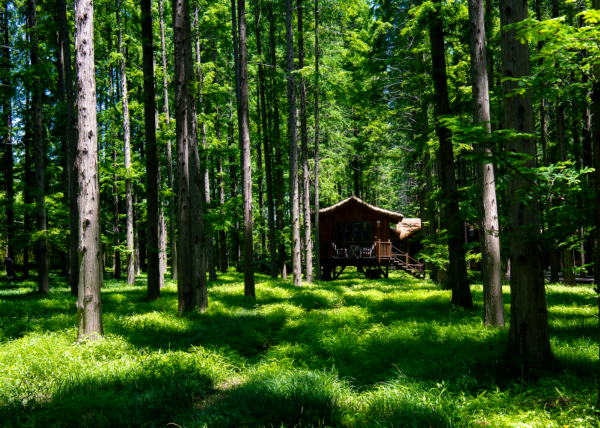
[0,267,596,427]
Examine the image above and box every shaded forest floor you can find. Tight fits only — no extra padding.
[0,267,596,427]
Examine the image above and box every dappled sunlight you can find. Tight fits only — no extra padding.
[0,269,597,426]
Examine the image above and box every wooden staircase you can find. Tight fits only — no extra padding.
[390,247,425,279]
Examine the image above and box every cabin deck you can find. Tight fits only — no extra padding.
[319,241,424,280]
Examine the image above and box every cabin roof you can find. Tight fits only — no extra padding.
[319,196,404,222]
[391,218,422,240]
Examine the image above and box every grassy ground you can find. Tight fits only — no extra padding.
[0,267,596,427]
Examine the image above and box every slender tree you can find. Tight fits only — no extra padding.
[253,0,277,278]
[159,0,177,280]
[142,0,161,299]
[28,0,49,293]
[298,0,313,282]
[3,4,13,265]
[238,0,255,295]
[428,0,472,307]
[467,0,504,326]
[75,0,103,340]
[58,0,79,294]
[285,0,301,286]
[314,0,321,280]
[116,0,134,284]
[269,0,287,279]
[500,0,551,360]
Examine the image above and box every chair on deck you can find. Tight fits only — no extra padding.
[362,242,376,258]
[332,243,346,259]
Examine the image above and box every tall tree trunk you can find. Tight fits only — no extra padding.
[159,0,177,280]
[501,0,551,360]
[230,1,241,269]
[59,0,79,294]
[75,0,103,340]
[314,0,321,280]
[298,0,313,282]
[237,0,255,295]
[142,0,161,299]
[193,6,216,282]
[173,0,206,311]
[56,12,69,278]
[212,47,228,274]
[428,0,472,307]
[28,0,49,293]
[269,0,286,279]
[256,81,266,255]
[23,100,31,279]
[117,0,135,284]
[253,0,277,278]
[3,6,13,264]
[468,0,504,326]
[285,0,301,286]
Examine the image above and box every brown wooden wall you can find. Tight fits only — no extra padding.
[318,200,392,243]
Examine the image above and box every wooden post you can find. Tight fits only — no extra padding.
[378,239,380,263]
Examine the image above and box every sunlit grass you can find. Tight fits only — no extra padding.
[0,267,596,427]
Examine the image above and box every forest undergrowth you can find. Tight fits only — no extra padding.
[0,268,596,427]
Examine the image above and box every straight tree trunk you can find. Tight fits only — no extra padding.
[193,5,217,282]
[28,0,49,293]
[467,0,504,326]
[56,13,69,278]
[285,0,301,286]
[253,0,277,278]
[298,0,313,283]
[428,0,472,307]
[256,81,266,255]
[173,0,207,311]
[269,0,286,279]
[117,0,135,284]
[59,0,79,294]
[314,0,321,280]
[159,0,177,280]
[142,0,161,299]
[3,6,13,263]
[213,47,228,274]
[238,0,255,295]
[230,2,242,269]
[23,106,31,279]
[501,0,551,361]
[75,0,103,340]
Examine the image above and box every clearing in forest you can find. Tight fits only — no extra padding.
[0,269,596,427]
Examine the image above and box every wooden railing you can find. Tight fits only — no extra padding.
[391,245,424,272]
[319,241,392,260]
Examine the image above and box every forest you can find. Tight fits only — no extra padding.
[0,0,597,425]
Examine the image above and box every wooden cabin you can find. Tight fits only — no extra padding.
[316,196,424,280]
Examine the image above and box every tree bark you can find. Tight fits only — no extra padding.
[314,0,321,280]
[3,5,13,264]
[75,0,104,340]
[59,0,79,294]
[269,0,286,279]
[159,0,177,280]
[256,81,266,255]
[237,0,255,295]
[173,0,206,311]
[501,0,551,361]
[285,0,301,286]
[116,0,134,284]
[428,0,472,307]
[193,6,217,282]
[142,0,161,299]
[253,0,277,278]
[298,0,313,282]
[28,0,49,293]
[468,0,504,326]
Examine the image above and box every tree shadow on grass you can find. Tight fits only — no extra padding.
[0,352,217,428]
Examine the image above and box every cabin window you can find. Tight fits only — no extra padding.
[334,222,374,242]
